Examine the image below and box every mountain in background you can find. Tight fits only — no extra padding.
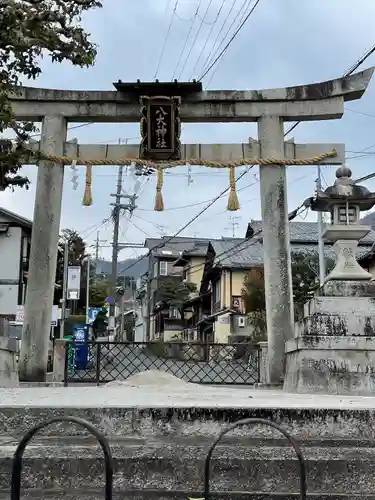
[94,257,148,278]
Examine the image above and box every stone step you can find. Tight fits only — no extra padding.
[1,404,375,441]
[0,490,373,500]
[1,440,375,495]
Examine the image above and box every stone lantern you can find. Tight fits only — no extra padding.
[311,165,375,281]
[284,166,375,396]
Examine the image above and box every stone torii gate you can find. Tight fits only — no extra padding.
[10,68,373,382]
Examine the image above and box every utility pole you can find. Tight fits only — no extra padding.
[95,232,100,261]
[158,224,166,238]
[109,139,138,333]
[89,231,106,276]
[85,255,90,325]
[109,144,124,331]
[316,165,326,284]
[60,241,69,339]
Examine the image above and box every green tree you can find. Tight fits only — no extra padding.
[242,251,334,329]
[0,0,101,189]
[90,279,110,307]
[158,280,197,320]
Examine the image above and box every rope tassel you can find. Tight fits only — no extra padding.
[154,167,164,211]
[82,164,93,206]
[227,165,240,211]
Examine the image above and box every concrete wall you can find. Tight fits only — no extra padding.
[186,257,205,287]
[0,226,22,315]
[214,313,231,343]
[0,336,18,387]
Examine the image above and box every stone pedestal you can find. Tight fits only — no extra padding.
[258,341,269,384]
[51,339,69,383]
[284,280,375,395]
[0,337,19,388]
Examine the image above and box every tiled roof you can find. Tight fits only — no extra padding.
[0,207,32,229]
[249,220,375,245]
[361,211,375,227]
[211,237,372,269]
[145,236,213,258]
[144,221,375,268]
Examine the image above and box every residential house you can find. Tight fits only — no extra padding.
[0,207,32,317]
[172,242,210,341]
[175,220,375,344]
[143,236,214,341]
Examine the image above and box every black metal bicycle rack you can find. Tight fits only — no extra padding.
[194,417,307,500]
[10,416,113,500]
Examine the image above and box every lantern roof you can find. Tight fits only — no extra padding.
[311,166,375,212]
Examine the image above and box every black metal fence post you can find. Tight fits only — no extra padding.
[10,416,113,500]
[96,342,101,386]
[195,417,307,500]
[63,342,69,387]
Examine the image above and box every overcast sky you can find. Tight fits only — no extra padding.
[3,0,375,261]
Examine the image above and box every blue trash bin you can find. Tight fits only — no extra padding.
[72,324,89,370]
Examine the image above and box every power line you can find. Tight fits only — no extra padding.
[132,213,176,233]
[189,0,228,80]
[343,44,375,77]
[128,218,152,238]
[151,201,310,281]
[285,42,375,137]
[199,0,261,82]
[171,0,204,80]
[197,0,239,79]
[116,164,255,276]
[118,40,375,276]
[154,0,179,79]
[205,0,257,86]
[177,0,215,80]
[137,177,259,212]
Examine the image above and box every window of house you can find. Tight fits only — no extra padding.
[212,280,221,311]
[159,261,168,276]
[153,262,158,277]
[169,307,179,319]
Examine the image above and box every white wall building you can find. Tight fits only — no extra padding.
[0,208,32,316]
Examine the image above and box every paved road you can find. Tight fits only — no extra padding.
[71,344,259,385]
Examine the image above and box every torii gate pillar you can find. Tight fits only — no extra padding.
[257,115,293,386]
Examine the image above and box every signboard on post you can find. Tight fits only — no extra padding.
[139,95,181,161]
[15,305,24,323]
[88,307,101,324]
[15,305,59,327]
[67,266,81,300]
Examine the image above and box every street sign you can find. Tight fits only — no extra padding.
[106,296,115,305]
[88,307,101,324]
